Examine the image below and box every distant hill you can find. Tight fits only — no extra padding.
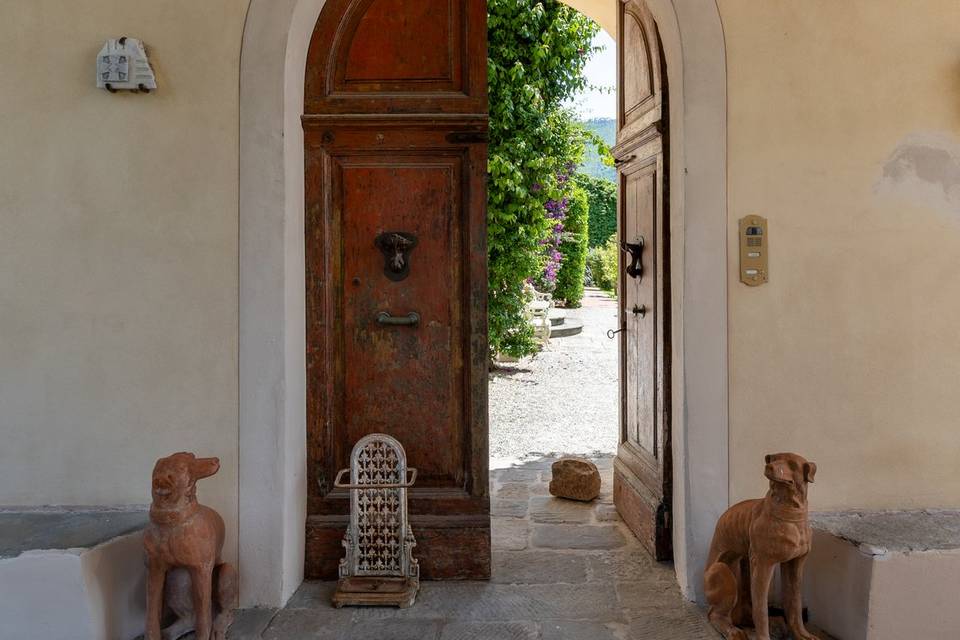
[579,118,616,181]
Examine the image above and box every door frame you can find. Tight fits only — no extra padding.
[238,0,728,608]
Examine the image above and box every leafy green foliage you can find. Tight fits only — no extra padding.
[553,182,589,307]
[586,236,619,294]
[579,174,618,247]
[487,0,600,357]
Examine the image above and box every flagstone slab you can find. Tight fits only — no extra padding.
[227,608,279,639]
[492,499,529,519]
[439,620,538,640]
[496,483,531,500]
[491,468,542,483]
[491,550,589,584]
[530,524,628,550]
[492,517,530,551]
[539,620,627,640]
[528,496,595,524]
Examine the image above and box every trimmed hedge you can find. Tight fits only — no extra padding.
[580,174,617,248]
[553,182,589,307]
[586,236,619,294]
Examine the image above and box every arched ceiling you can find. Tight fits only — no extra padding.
[559,0,617,39]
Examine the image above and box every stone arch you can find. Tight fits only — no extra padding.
[239,0,727,607]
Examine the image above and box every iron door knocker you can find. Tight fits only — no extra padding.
[375,232,418,281]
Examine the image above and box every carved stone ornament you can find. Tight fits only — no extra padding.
[332,433,420,608]
[96,37,157,93]
[143,452,238,640]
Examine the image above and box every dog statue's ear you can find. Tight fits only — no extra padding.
[190,456,221,480]
[804,461,817,484]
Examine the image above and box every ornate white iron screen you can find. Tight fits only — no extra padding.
[335,434,419,582]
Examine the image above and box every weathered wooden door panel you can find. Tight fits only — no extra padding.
[623,153,657,455]
[619,0,664,142]
[339,158,465,486]
[614,0,672,561]
[304,0,489,580]
[305,0,487,114]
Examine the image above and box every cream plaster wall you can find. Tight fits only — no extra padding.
[0,0,248,564]
[720,0,960,510]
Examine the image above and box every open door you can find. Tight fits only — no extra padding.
[612,0,673,560]
[302,0,491,580]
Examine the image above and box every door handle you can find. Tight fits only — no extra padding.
[632,304,647,318]
[376,311,420,326]
[621,237,644,280]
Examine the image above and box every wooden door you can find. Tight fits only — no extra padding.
[303,0,490,580]
[613,0,672,560]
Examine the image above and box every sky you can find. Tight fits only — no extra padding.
[564,29,617,121]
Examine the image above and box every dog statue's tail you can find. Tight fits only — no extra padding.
[212,563,239,640]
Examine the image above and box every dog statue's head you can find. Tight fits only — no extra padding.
[764,452,816,500]
[151,452,220,511]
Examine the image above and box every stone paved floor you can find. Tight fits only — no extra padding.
[489,289,620,465]
[228,457,721,640]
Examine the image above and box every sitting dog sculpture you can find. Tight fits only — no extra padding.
[704,452,819,640]
[144,452,237,640]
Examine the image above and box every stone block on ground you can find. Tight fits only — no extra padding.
[549,458,601,502]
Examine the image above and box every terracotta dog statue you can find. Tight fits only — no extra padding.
[704,452,819,640]
[144,453,237,640]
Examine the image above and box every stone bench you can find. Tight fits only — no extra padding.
[0,508,149,640]
[804,510,960,640]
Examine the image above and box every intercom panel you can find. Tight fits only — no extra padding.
[739,216,768,286]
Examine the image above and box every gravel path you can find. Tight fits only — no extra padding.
[489,288,620,465]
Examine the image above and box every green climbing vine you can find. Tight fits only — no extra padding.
[487,0,600,357]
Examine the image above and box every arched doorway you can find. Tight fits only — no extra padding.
[238,0,727,607]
